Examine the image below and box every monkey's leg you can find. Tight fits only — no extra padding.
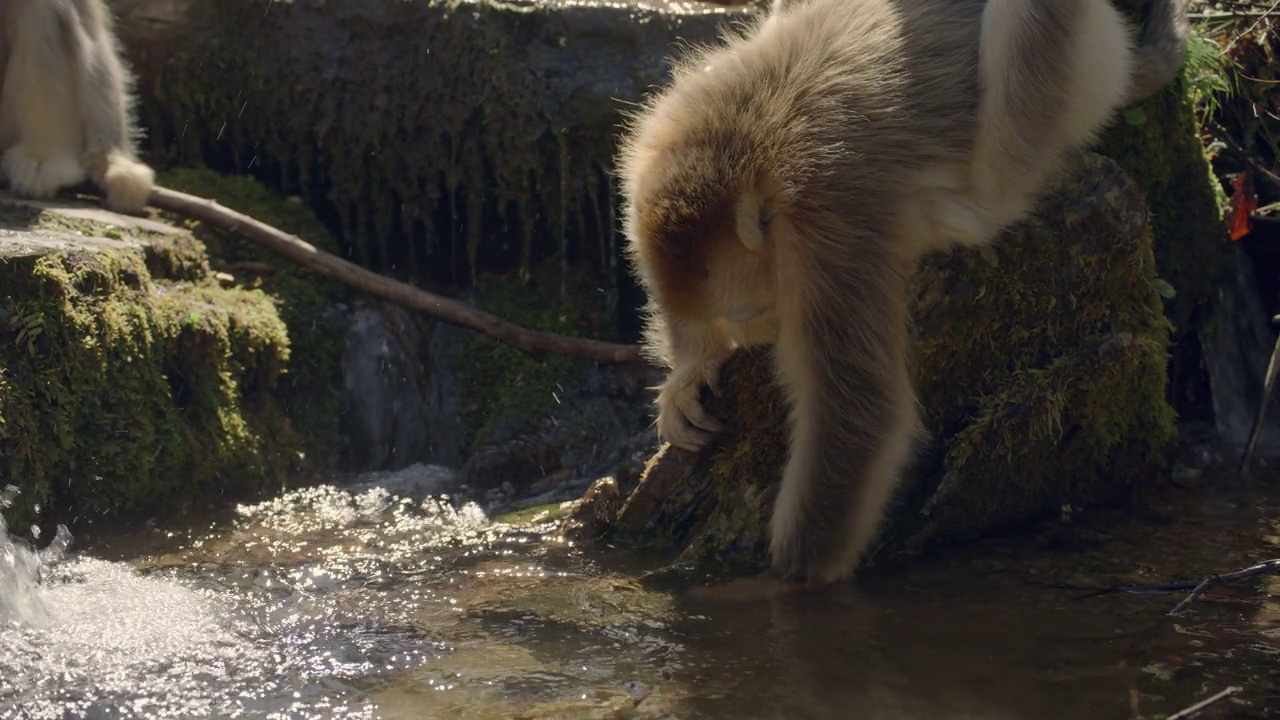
[767,248,920,585]
[73,2,154,214]
[1126,0,1190,104]
[0,0,88,199]
[651,317,732,451]
[961,0,1134,244]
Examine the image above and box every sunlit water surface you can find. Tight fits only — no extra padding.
[1,476,1277,719]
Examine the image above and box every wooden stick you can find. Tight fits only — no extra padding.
[1167,558,1280,616]
[1039,558,1280,612]
[1239,314,1280,478]
[147,186,648,366]
[1164,686,1241,720]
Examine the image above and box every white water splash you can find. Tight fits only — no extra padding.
[0,483,494,719]
[0,485,71,630]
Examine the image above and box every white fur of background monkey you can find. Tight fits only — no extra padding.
[618,0,1189,586]
[0,0,155,214]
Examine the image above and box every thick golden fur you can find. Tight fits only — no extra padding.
[618,0,1189,585]
[0,0,155,214]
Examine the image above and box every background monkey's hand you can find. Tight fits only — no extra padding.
[655,353,729,450]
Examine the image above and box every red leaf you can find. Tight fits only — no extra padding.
[1227,172,1257,242]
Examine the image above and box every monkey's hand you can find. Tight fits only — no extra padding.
[654,352,728,451]
[919,191,989,250]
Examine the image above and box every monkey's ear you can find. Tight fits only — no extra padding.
[735,190,768,252]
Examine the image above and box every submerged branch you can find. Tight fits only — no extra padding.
[1239,313,1280,478]
[1166,558,1280,616]
[1045,558,1280,615]
[147,186,648,366]
[1164,686,1242,720]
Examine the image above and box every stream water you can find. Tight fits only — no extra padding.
[1,470,1277,720]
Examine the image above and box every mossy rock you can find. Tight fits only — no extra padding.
[0,175,343,530]
[115,0,739,294]
[451,261,659,493]
[613,154,1177,567]
[153,167,347,468]
[455,263,618,453]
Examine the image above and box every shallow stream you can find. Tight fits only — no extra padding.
[2,471,1277,719]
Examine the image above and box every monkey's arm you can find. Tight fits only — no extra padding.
[1126,0,1190,104]
[768,246,920,584]
[649,314,734,451]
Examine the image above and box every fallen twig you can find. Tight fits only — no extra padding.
[1041,558,1280,614]
[1168,574,1219,616]
[1167,558,1280,616]
[1164,686,1242,720]
[1209,121,1280,190]
[1240,313,1280,478]
[147,186,648,366]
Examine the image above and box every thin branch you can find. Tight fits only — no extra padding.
[147,186,649,366]
[1209,120,1280,188]
[1167,558,1280,615]
[1168,574,1219,616]
[1164,686,1242,720]
[1042,558,1280,614]
[1238,315,1280,478]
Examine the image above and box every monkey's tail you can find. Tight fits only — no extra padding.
[1125,0,1191,104]
[94,152,156,215]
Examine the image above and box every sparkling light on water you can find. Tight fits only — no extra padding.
[0,482,502,719]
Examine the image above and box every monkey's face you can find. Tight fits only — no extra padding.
[631,181,783,327]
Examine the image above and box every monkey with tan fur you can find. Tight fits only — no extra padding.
[618,0,1189,587]
[0,0,155,215]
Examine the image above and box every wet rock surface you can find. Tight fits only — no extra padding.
[556,475,622,542]
[338,300,462,471]
[457,360,659,492]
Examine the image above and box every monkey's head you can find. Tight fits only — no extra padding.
[622,140,792,326]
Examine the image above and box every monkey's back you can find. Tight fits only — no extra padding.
[644,0,986,233]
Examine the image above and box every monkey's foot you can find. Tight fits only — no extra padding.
[1,145,85,200]
[767,552,850,588]
[685,571,826,603]
[99,154,156,215]
[654,356,727,451]
[767,519,857,588]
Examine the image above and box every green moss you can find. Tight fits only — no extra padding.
[0,236,299,527]
[492,501,572,526]
[134,0,723,291]
[0,202,44,227]
[907,155,1177,545]
[1095,3,1231,408]
[0,166,348,527]
[143,235,214,283]
[153,166,347,471]
[1098,81,1227,331]
[456,263,617,450]
[158,167,341,255]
